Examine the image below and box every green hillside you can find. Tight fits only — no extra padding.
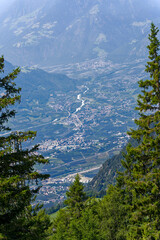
[86,138,138,196]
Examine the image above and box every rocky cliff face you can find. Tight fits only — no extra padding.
[0,0,160,67]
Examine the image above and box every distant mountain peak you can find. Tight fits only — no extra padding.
[0,0,160,67]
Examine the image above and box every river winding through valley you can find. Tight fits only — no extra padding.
[75,86,89,113]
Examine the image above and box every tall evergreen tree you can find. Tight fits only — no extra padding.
[0,56,51,239]
[117,23,160,239]
[65,174,87,217]
[0,56,21,131]
[52,174,87,240]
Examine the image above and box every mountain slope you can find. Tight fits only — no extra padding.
[86,138,138,196]
[0,0,160,67]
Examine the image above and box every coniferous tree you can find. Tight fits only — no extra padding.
[0,56,21,131]
[52,174,87,239]
[117,23,160,239]
[65,174,87,217]
[99,185,127,240]
[0,56,51,239]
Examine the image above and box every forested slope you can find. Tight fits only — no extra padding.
[86,138,137,196]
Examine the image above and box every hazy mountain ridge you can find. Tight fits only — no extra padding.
[0,0,160,67]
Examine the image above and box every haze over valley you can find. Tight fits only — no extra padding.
[1,0,160,206]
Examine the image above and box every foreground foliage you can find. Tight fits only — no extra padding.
[0,57,51,239]
[117,22,160,239]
